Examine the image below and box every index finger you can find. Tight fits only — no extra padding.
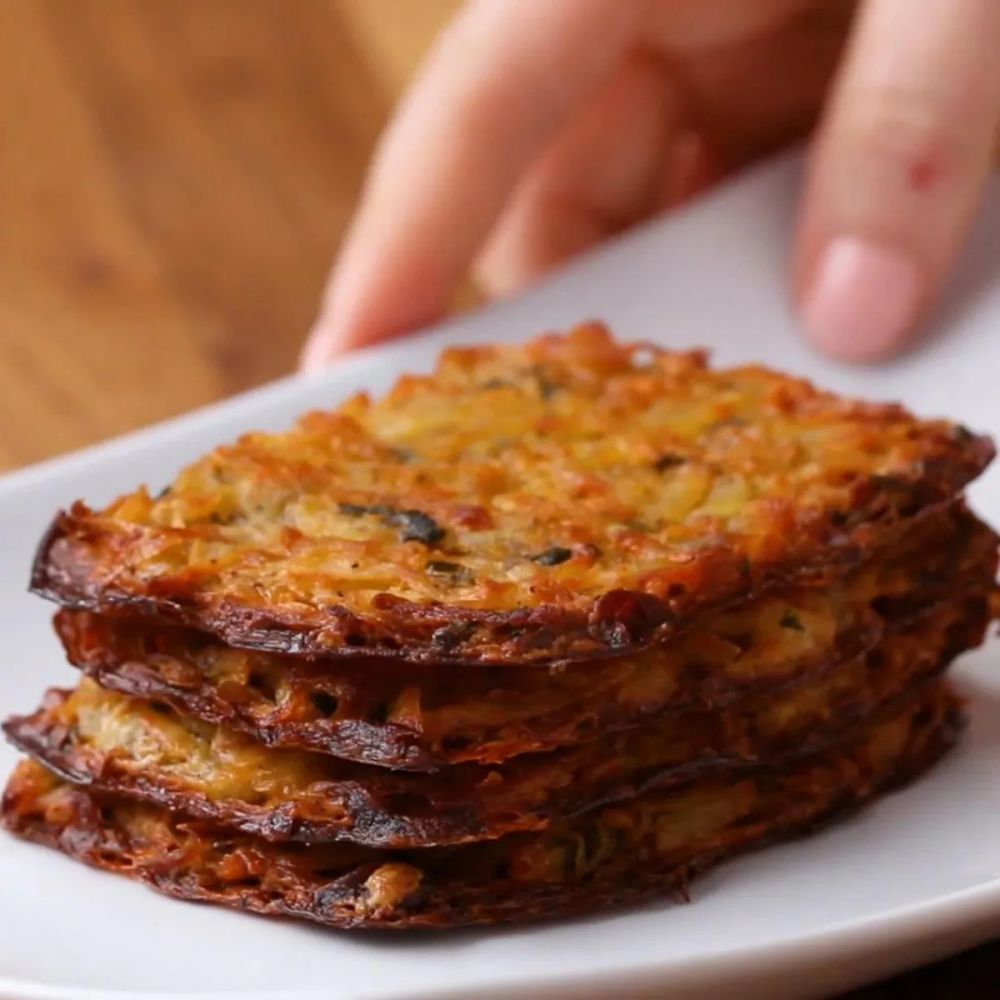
[301,0,644,368]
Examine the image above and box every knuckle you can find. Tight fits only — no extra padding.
[840,80,968,188]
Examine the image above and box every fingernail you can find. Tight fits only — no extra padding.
[802,237,922,363]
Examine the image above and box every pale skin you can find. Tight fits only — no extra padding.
[301,0,1000,370]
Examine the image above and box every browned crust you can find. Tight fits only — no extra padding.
[1,688,962,929]
[8,590,989,848]
[52,508,999,769]
[9,593,989,847]
[28,328,995,666]
[31,487,986,666]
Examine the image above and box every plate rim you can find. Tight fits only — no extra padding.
[2,877,1000,999]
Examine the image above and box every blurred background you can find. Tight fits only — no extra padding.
[0,0,459,472]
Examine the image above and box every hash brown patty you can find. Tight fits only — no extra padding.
[6,592,987,849]
[2,685,961,929]
[52,505,997,768]
[31,325,994,665]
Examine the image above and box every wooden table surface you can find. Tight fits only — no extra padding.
[0,0,458,471]
[1,3,997,995]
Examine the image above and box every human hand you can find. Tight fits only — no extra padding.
[301,0,1000,369]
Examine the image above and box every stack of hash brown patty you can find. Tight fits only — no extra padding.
[3,325,997,929]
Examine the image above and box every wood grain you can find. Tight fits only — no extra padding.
[0,0,457,471]
[0,3,996,992]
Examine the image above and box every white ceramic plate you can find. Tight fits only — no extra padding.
[1,155,998,1000]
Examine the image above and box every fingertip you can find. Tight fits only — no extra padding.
[798,236,925,364]
[298,323,343,373]
[792,0,1000,364]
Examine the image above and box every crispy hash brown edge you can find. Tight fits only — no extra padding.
[51,508,1000,769]
[2,688,963,929]
[32,488,990,667]
[5,592,987,849]
[29,329,995,666]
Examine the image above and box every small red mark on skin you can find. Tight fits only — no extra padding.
[908,157,940,192]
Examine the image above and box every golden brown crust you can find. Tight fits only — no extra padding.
[30,326,995,664]
[1,687,961,929]
[53,507,999,768]
[6,593,987,848]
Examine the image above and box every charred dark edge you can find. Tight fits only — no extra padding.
[1,714,498,848]
[57,568,996,771]
[0,664,952,849]
[556,610,983,822]
[373,697,964,930]
[53,623,437,770]
[28,443,995,665]
[442,580,994,769]
[4,602,985,849]
[23,501,949,663]
[0,699,963,929]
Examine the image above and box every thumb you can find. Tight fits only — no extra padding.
[794,0,1000,363]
